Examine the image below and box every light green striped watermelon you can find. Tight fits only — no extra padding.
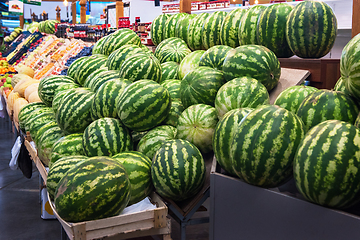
[112,151,153,206]
[24,107,53,133]
[162,100,184,127]
[53,82,79,99]
[102,28,142,56]
[199,45,232,70]
[92,36,108,55]
[154,37,191,64]
[47,155,89,200]
[238,5,266,45]
[52,88,78,115]
[73,55,108,86]
[231,105,304,187]
[286,1,337,58]
[86,70,121,92]
[151,139,206,201]
[274,85,318,114]
[54,157,131,222]
[222,45,281,91]
[116,80,171,131]
[187,12,210,51]
[91,79,132,120]
[160,61,179,83]
[138,125,177,160]
[175,14,196,45]
[294,120,360,209]
[38,75,75,106]
[180,66,225,109]
[163,13,187,40]
[67,57,87,80]
[334,77,347,93]
[50,133,85,166]
[297,90,359,132]
[201,11,227,50]
[161,79,181,101]
[257,3,294,58]
[177,104,218,153]
[56,88,95,134]
[213,108,253,177]
[18,102,46,132]
[178,50,205,80]
[151,14,170,46]
[215,77,270,119]
[82,118,132,157]
[28,112,56,141]
[119,53,162,83]
[141,44,155,56]
[131,131,148,150]
[83,67,108,88]
[106,44,144,71]
[220,8,247,48]
[99,35,112,55]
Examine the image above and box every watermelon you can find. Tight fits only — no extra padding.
[54,157,131,222]
[116,80,171,131]
[199,45,232,70]
[162,100,184,127]
[91,79,132,120]
[131,131,148,149]
[112,151,153,206]
[222,45,281,91]
[213,108,253,177]
[151,139,206,201]
[83,67,109,88]
[215,77,270,119]
[53,82,79,98]
[52,88,78,115]
[92,36,107,54]
[161,79,181,101]
[154,37,191,64]
[56,88,95,134]
[18,102,46,132]
[274,85,318,114]
[82,118,132,157]
[67,57,88,80]
[286,1,337,58]
[119,53,162,83]
[238,5,266,45]
[333,77,348,93]
[73,55,108,86]
[201,11,227,50]
[187,12,210,51]
[231,105,304,187]
[50,133,85,166]
[24,107,53,133]
[356,113,360,128]
[163,13,187,40]
[294,120,360,209]
[180,66,225,109]
[98,35,112,55]
[106,44,144,71]
[178,50,205,80]
[177,104,218,153]
[175,14,196,45]
[28,112,56,140]
[160,61,179,83]
[151,14,170,46]
[257,3,294,58]
[137,125,177,160]
[102,28,142,56]
[38,75,75,106]
[47,155,89,200]
[297,90,359,132]
[141,44,154,56]
[87,70,121,92]
[220,8,247,48]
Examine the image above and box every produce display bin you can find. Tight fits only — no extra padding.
[25,139,48,182]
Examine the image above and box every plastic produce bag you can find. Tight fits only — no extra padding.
[9,136,21,170]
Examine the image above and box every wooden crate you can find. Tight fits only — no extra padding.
[49,192,172,240]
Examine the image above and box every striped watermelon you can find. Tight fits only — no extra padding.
[274,85,318,114]
[106,44,143,71]
[163,13,187,40]
[151,139,206,201]
[238,5,267,45]
[50,133,85,166]
[102,28,142,56]
[28,112,56,141]
[99,35,112,55]
[286,1,337,58]
[201,11,227,50]
[38,75,75,106]
[334,77,347,93]
[294,120,360,209]
[67,57,87,80]
[180,66,225,109]
[222,45,281,91]
[175,14,196,45]
[257,3,294,58]
[160,61,179,83]
[116,80,171,131]
[356,113,360,128]
[18,102,46,132]
[24,107,53,133]
[141,44,154,56]
[86,70,121,92]
[162,100,184,127]
[53,82,79,98]
[177,104,218,153]
[91,79,132,120]
[52,88,78,115]
[213,108,253,177]
[137,125,177,159]
[199,45,232,70]
[112,151,153,206]
[47,155,89,200]
[131,131,148,150]
[119,53,162,83]
[231,105,304,187]
[178,50,205,80]
[154,37,191,64]
[220,8,247,48]
[215,77,270,119]
[187,12,210,51]
[82,118,132,157]
[161,79,181,101]
[83,67,108,88]
[56,88,95,134]
[73,55,108,86]
[54,157,131,222]
[297,90,359,132]
[92,36,108,55]
[151,14,170,46]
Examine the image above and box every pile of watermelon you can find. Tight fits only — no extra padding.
[37,20,59,34]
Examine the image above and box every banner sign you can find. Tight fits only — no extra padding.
[22,0,41,6]
[8,0,23,15]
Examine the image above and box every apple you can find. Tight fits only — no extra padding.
[6,77,12,84]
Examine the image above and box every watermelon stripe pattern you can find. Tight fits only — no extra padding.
[199,45,233,70]
[38,75,75,106]
[83,67,109,88]
[102,28,142,56]
[87,70,121,92]
[238,5,266,45]
[161,79,181,101]
[175,14,196,45]
[286,1,337,58]
[187,13,210,51]
[178,50,205,80]
[25,107,53,133]
[67,57,87,80]
[160,62,179,83]
[201,11,227,50]
[164,13,187,40]
[294,120,360,209]
[220,8,247,48]
[50,133,85,166]
[154,37,191,64]
[151,139,206,201]
[106,44,144,71]
[92,36,107,55]
[162,100,184,127]
[74,55,108,86]
[52,88,77,115]
[18,102,46,132]
[151,14,170,46]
